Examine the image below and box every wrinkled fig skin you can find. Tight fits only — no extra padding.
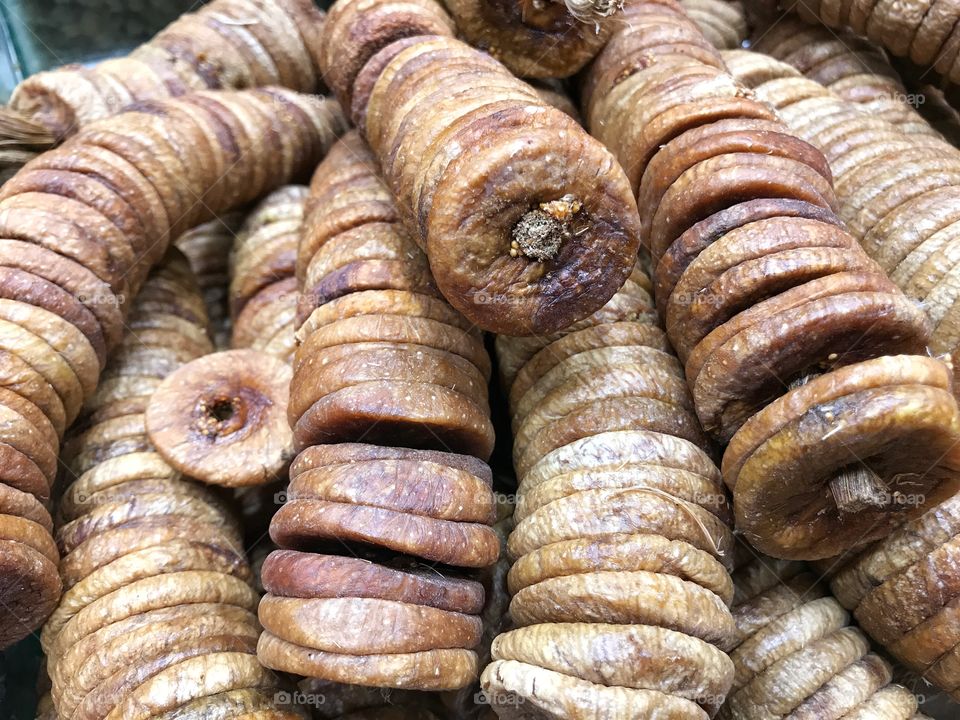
[5,0,327,145]
[319,0,641,335]
[39,251,294,719]
[583,0,960,562]
[721,556,921,719]
[440,0,617,78]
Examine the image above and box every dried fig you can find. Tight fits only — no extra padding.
[258,631,478,691]
[259,595,482,654]
[507,532,733,604]
[481,659,709,720]
[491,623,733,713]
[509,570,736,647]
[261,550,485,614]
[726,356,960,559]
[146,349,295,487]
[270,499,499,568]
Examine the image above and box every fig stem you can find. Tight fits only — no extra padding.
[511,194,582,262]
[830,466,888,513]
[560,0,621,21]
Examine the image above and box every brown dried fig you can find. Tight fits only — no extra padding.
[146,349,295,487]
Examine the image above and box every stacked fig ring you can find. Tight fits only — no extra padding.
[780,0,960,103]
[175,215,242,350]
[725,50,960,389]
[258,129,500,696]
[0,86,344,646]
[43,251,298,720]
[582,0,960,561]
[723,556,928,719]
[820,494,960,698]
[230,185,309,364]
[750,17,942,138]
[260,445,499,691]
[290,131,494,459]
[482,265,737,718]
[3,0,326,154]
[317,0,642,335]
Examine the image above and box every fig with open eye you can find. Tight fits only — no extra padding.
[146,349,295,488]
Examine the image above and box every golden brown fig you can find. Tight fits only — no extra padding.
[725,356,960,560]
[146,349,295,487]
[258,630,479,690]
[507,533,734,605]
[259,595,483,654]
[481,659,710,719]
[261,550,485,614]
[490,623,733,714]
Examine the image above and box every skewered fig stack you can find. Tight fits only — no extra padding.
[230,185,309,364]
[317,0,641,335]
[722,557,928,719]
[483,267,737,718]
[749,17,944,138]
[1,0,326,166]
[0,87,343,648]
[291,131,494,459]
[820,494,960,699]
[42,251,297,720]
[725,50,960,390]
[780,0,960,103]
[582,0,960,561]
[258,130,499,698]
[175,214,242,350]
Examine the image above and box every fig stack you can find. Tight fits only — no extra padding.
[175,214,242,350]
[0,86,345,648]
[483,268,738,717]
[583,0,960,562]
[257,130,500,709]
[723,556,929,719]
[820,494,960,699]
[749,17,946,138]
[724,50,960,392]
[42,250,298,720]
[229,185,309,364]
[1,0,327,166]
[316,0,643,336]
[781,0,960,104]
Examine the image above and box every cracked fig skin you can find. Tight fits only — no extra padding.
[146,349,294,487]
